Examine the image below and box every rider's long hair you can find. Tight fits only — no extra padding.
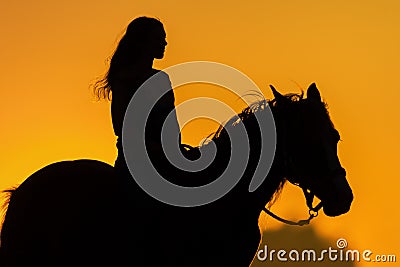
[92,16,164,101]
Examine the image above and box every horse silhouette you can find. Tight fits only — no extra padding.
[0,84,353,267]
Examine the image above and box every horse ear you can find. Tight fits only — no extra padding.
[307,83,321,102]
[269,85,286,102]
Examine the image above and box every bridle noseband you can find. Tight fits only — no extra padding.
[262,167,345,226]
[261,108,327,226]
[262,185,323,226]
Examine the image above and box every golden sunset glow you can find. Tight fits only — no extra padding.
[1,1,399,266]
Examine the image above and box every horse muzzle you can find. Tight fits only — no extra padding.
[322,173,353,217]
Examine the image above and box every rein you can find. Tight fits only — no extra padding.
[262,188,323,226]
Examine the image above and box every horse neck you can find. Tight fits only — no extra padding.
[209,109,287,213]
[241,104,290,211]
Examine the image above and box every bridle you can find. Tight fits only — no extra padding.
[262,168,346,226]
[261,112,325,226]
[260,145,344,226]
[262,186,323,226]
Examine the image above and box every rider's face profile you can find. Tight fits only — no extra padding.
[148,26,167,59]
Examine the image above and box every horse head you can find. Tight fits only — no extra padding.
[270,83,353,217]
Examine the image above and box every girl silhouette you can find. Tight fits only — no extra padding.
[93,16,183,178]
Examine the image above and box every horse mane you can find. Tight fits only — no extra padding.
[0,187,17,236]
[208,91,333,208]
[211,92,305,141]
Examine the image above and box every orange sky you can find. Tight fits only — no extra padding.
[1,1,399,266]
